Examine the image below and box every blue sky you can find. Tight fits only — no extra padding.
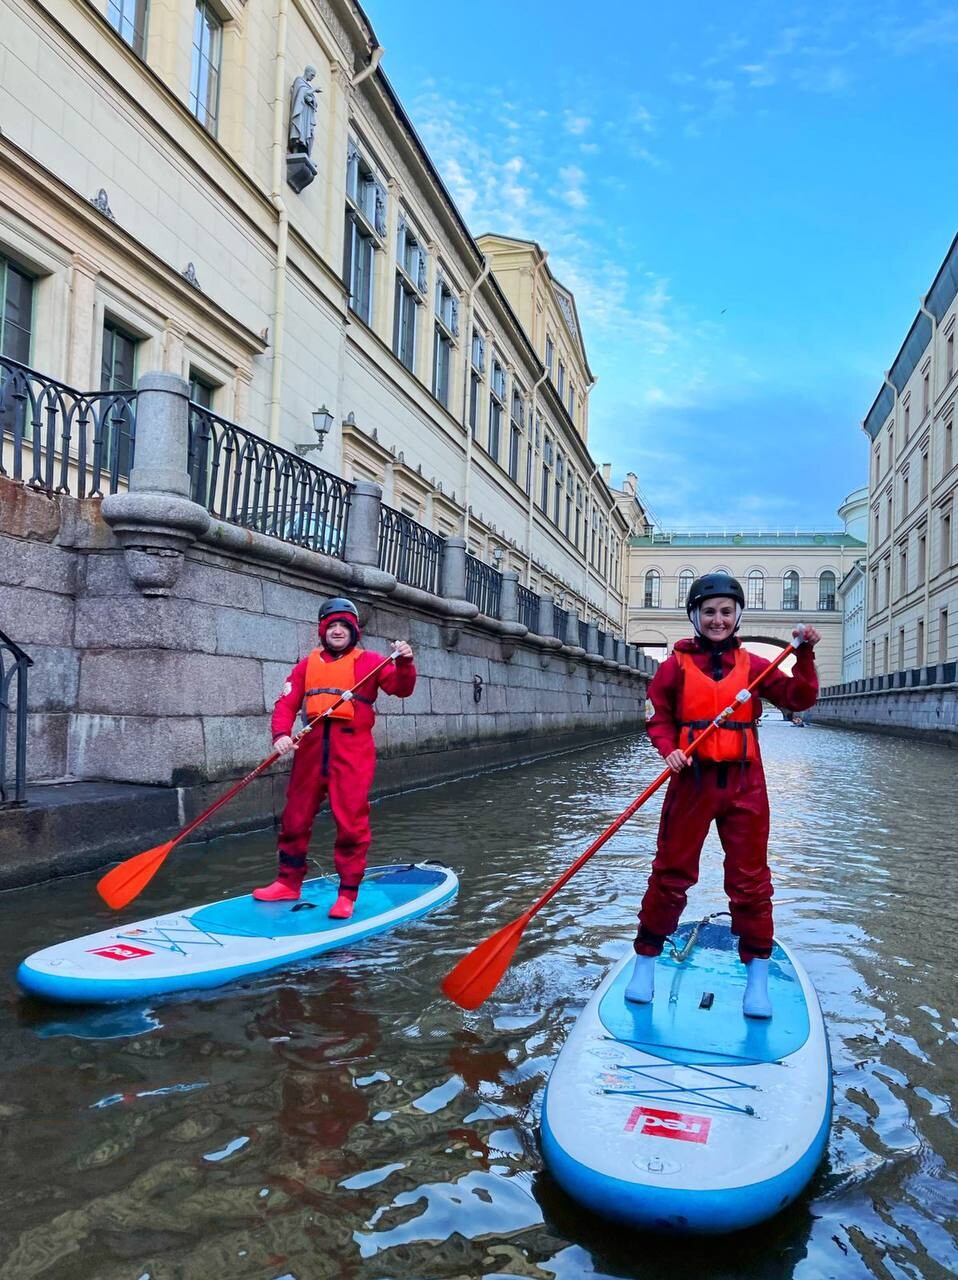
[365,2,958,531]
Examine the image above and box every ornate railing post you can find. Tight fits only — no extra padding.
[586,620,600,655]
[499,570,519,623]
[564,605,582,649]
[616,639,627,665]
[344,478,382,567]
[101,372,210,595]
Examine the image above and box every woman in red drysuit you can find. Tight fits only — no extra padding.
[626,573,821,1018]
[253,596,416,919]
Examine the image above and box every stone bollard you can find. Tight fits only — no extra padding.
[538,592,555,638]
[586,620,600,654]
[616,639,627,665]
[344,478,383,568]
[499,569,519,623]
[440,536,468,601]
[603,632,615,661]
[101,371,211,595]
[564,605,581,648]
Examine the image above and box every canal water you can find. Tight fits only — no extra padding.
[1,722,956,1280]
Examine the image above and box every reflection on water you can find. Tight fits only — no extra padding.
[1,723,957,1278]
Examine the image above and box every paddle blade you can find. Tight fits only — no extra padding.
[441,914,530,1010]
[96,841,174,910]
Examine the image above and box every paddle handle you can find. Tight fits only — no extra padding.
[523,639,801,921]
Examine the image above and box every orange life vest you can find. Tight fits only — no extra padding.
[303,647,368,721]
[675,648,759,764]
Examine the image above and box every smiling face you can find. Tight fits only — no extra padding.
[323,620,353,651]
[698,597,738,643]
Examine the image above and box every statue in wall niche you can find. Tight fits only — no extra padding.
[287,66,319,194]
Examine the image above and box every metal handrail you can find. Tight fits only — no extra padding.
[465,554,502,618]
[517,584,540,633]
[378,505,444,594]
[188,405,352,559]
[0,356,136,496]
[0,629,33,807]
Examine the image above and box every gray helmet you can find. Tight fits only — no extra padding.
[317,596,359,623]
[686,573,745,617]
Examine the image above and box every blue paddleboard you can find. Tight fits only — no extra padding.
[17,862,458,1004]
[541,920,832,1233]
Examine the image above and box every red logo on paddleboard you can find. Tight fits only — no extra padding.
[625,1106,711,1143]
[89,944,154,961]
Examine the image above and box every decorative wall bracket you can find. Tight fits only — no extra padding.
[440,624,461,650]
[101,492,211,596]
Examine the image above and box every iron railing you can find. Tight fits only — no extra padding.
[378,505,444,594]
[517,584,540,633]
[465,554,502,618]
[188,405,352,559]
[597,627,608,653]
[578,619,589,649]
[552,604,568,641]
[0,356,136,496]
[0,630,32,808]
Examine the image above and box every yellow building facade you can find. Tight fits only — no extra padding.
[0,0,627,629]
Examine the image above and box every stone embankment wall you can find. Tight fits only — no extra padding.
[810,665,958,748]
[1,374,650,883]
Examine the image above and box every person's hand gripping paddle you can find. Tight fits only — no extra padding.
[441,630,807,1010]
[96,649,401,910]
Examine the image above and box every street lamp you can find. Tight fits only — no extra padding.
[295,405,334,455]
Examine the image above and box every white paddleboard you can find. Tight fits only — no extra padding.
[541,920,832,1233]
[17,862,458,1004]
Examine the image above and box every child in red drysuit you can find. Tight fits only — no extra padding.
[254,596,415,919]
[627,573,820,1018]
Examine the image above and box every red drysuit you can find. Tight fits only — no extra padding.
[268,647,416,894]
[636,637,818,962]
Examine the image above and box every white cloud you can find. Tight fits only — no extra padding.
[558,164,588,209]
[564,113,592,135]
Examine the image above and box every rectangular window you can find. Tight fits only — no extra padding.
[902,473,909,516]
[918,531,927,585]
[922,367,930,416]
[746,575,765,609]
[108,0,149,55]
[898,627,905,671]
[942,509,952,572]
[189,0,222,133]
[899,544,907,594]
[568,382,575,419]
[394,278,418,371]
[0,256,33,362]
[343,143,382,326]
[921,451,929,499]
[883,558,890,606]
[917,618,925,666]
[508,423,521,481]
[557,360,565,399]
[540,455,550,512]
[488,357,504,461]
[432,276,461,409]
[903,399,910,440]
[188,370,215,409]
[947,331,955,382]
[940,608,949,661]
[945,418,954,474]
[883,635,889,673]
[545,335,554,374]
[873,506,880,543]
[101,319,138,476]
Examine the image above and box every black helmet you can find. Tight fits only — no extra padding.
[686,573,745,616]
[318,596,359,622]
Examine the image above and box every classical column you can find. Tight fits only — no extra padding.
[67,253,100,388]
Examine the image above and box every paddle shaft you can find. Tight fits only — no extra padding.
[519,637,803,925]
[164,648,400,855]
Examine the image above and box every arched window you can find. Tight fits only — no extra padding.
[746,570,765,610]
[677,569,694,608]
[782,570,800,611]
[818,570,837,611]
[644,569,661,608]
